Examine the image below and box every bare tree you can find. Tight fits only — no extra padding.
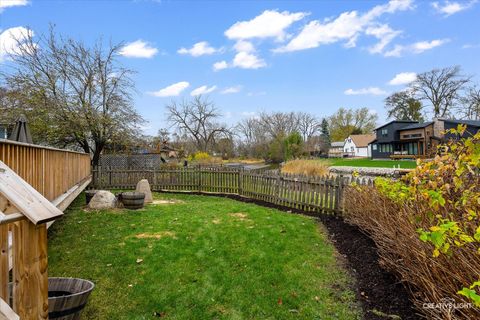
[460,86,480,120]
[411,66,470,118]
[297,112,321,141]
[1,27,143,165]
[166,96,230,152]
[257,111,299,139]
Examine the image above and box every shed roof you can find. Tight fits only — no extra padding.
[0,160,63,225]
[349,134,376,147]
[331,141,344,147]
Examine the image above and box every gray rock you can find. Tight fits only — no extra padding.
[136,179,153,203]
[88,190,117,210]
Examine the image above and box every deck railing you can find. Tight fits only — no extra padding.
[0,139,91,201]
[92,166,369,214]
[0,140,91,320]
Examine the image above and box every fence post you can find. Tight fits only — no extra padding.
[198,167,202,193]
[237,169,242,195]
[13,221,49,320]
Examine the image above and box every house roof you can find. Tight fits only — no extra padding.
[374,120,418,130]
[444,119,480,127]
[331,141,344,147]
[399,121,434,131]
[349,134,376,147]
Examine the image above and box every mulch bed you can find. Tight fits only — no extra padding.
[161,191,422,319]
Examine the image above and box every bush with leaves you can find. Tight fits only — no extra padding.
[344,125,480,319]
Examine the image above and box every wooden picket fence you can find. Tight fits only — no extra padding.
[91,166,364,214]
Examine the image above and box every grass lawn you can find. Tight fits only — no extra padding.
[48,193,361,320]
[322,158,417,169]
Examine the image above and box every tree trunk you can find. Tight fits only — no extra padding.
[91,141,105,166]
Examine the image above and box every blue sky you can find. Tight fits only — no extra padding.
[1,0,479,135]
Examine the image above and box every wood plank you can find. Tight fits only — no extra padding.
[0,161,63,225]
[0,298,19,320]
[12,221,48,320]
[0,225,8,302]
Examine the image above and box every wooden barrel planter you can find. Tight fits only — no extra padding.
[85,190,97,205]
[9,278,94,320]
[121,191,145,210]
[48,277,95,320]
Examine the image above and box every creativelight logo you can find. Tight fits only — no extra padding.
[422,297,473,312]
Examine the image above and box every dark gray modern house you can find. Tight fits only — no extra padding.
[370,119,480,159]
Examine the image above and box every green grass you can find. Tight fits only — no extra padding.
[48,193,361,320]
[322,158,417,169]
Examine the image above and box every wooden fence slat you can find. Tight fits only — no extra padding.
[91,167,347,214]
[0,225,9,302]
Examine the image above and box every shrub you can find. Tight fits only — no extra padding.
[284,132,304,160]
[187,151,222,165]
[344,125,480,319]
[281,159,329,177]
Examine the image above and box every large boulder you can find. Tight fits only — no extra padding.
[136,179,153,203]
[88,190,117,210]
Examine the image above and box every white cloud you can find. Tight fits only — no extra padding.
[0,26,32,62]
[190,85,217,96]
[233,40,255,53]
[221,86,242,94]
[411,39,449,53]
[344,87,387,96]
[384,39,449,57]
[178,41,219,57]
[233,51,266,69]
[225,9,307,41]
[462,43,480,49]
[388,72,417,85]
[241,111,258,118]
[274,0,413,53]
[432,1,477,16]
[229,40,266,69]
[0,0,28,12]
[366,24,401,54]
[148,81,189,97]
[119,40,158,58]
[213,60,228,71]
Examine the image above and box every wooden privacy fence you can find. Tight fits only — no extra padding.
[0,139,91,201]
[92,166,358,214]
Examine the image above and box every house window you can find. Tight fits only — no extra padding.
[351,147,354,152]
[380,144,393,153]
[381,129,388,136]
[372,144,377,150]
[402,133,422,139]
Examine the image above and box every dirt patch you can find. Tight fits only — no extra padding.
[229,212,248,219]
[212,218,221,224]
[229,212,254,224]
[151,199,183,205]
[157,191,421,320]
[134,231,176,239]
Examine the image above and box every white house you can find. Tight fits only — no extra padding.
[343,134,376,157]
